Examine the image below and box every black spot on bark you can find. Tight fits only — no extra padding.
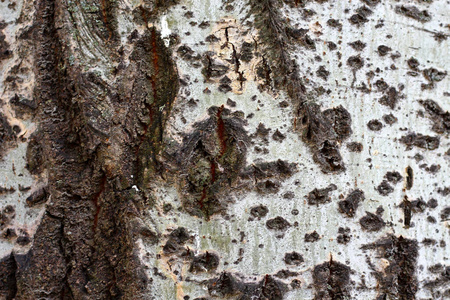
[419,99,450,134]
[407,57,420,70]
[362,0,380,6]
[375,79,389,91]
[190,252,220,273]
[284,252,304,266]
[26,187,48,207]
[400,133,440,150]
[338,189,365,217]
[316,66,330,80]
[163,227,191,254]
[272,129,286,142]
[360,212,385,231]
[305,231,320,242]
[250,205,269,219]
[377,45,391,56]
[0,112,17,159]
[377,180,394,196]
[348,40,366,51]
[207,272,287,299]
[383,113,398,125]
[367,119,383,131]
[257,180,281,194]
[346,142,363,152]
[347,55,364,69]
[385,171,403,184]
[395,5,432,22]
[177,106,249,219]
[405,166,413,190]
[307,184,337,205]
[201,55,228,79]
[313,258,351,300]
[337,227,351,244]
[327,19,342,30]
[274,269,299,279]
[441,207,450,221]
[428,198,438,209]
[423,68,447,83]
[323,105,353,142]
[379,87,402,109]
[266,217,291,231]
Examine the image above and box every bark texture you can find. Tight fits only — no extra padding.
[0,0,449,299]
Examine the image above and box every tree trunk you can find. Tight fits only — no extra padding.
[0,0,449,299]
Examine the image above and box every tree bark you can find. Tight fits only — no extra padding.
[0,0,449,299]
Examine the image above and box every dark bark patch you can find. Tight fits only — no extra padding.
[379,87,402,109]
[0,253,17,300]
[347,55,364,69]
[362,0,380,6]
[367,119,383,131]
[189,252,219,273]
[399,133,440,150]
[346,142,363,152]
[441,207,450,221]
[163,227,191,254]
[201,55,229,79]
[242,159,297,180]
[313,140,346,173]
[407,57,420,70]
[0,22,12,62]
[395,5,432,22]
[305,231,320,242]
[177,106,249,219]
[348,40,366,51]
[327,19,342,30]
[266,216,291,231]
[316,66,330,80]
[313,258,351,300]
[256,179,281,194]
[307,184,337,205]
[360,212,385,231]
[428,198,438,209]
[250,205,269,219]
[406,166,414,190]
[284,252,304,266]
[419,99,450,134]
[322,105,353,142]
[240,42,254,62]
[26,187,48,207]
[375,79,389,91]
[338,189,365,217]
[377,180,394,196]
[383,113,398,125]
[377,45,391,56]
[337,227,351,244]
[0,205,15,231]
[207,272,287,299]
[274,269,299,279]
[0,112,17,159]
[385,171,403,184]
[423,68,447,83]
[362,235,419,299]
[272,129,286,142]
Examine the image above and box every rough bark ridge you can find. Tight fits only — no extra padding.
[2,0,179,298]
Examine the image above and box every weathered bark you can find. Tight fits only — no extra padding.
[0,0,449,299]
